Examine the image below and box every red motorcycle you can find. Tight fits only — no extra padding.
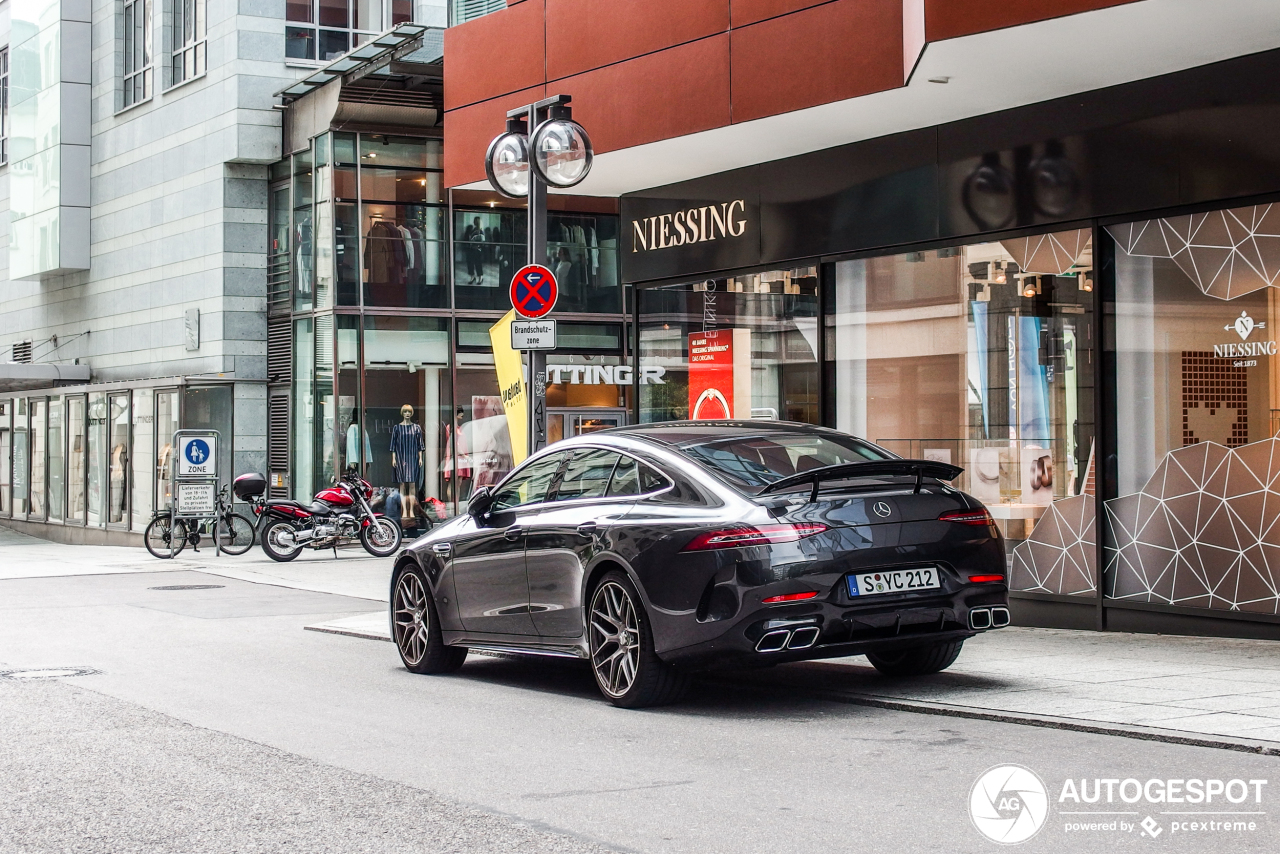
[233,472,403,562]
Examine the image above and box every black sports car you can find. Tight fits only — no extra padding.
[390,422,1009,707]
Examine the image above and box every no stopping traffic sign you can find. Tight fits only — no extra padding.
[510,265,558,319]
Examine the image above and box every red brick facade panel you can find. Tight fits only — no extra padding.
[444,85,547,187]
[546,0,730,81]
[556,34,732,154]
[730,0,832,28]
[444,0,546,110]
[730,0,903,124]
[924,0,1139,42]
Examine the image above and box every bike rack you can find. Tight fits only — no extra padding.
[167,429,222,559]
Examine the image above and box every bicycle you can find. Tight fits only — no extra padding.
[143,484,256,559]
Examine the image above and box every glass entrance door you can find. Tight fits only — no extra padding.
[548,408,627,444]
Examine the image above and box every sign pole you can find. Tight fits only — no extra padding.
[527,102,549,455]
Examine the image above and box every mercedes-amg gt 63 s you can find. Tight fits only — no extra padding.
[390,422,1010,707]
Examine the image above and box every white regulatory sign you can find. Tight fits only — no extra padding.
[511,319,557,351]
[176,483,216,515]
[177,435,218,476]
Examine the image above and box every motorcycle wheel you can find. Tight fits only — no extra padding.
[360,517,402,557]
[261,519,303,562]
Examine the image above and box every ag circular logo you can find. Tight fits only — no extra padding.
[873,501,892,518]
[969,764,1049,844]
[185,439,210,465]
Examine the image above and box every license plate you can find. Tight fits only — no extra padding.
[847,567,941,597]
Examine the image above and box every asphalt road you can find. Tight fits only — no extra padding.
[1,569,1277,853]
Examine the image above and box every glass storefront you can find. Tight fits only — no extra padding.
[0,385,193,532]
[1101,203,1280,615]
[454,209,621,312]
[638,267,820,424]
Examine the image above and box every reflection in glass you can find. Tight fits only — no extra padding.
[67,397,86,523]
[638,269,819,425]
[1,400,12,515]
[30,398,45,519]
[108,394,130,524]
[293,318,315,501]
[87,394,105,526]
[156,391,179,510]
[131,389,154,530]
[47,397,63,521]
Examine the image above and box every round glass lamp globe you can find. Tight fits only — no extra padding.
[486,132,530,198]
[532,119,593,188]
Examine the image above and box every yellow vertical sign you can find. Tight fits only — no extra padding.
[489,310,528,465]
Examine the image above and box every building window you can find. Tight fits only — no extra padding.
[450,0,505,25]
[122,0,154,108]
[1,48,8,164]
[286,0,413,62]
[171,0,206,86]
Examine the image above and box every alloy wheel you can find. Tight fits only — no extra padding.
[589,581,641,698]
[394,571,430,666]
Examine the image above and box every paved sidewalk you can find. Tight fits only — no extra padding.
[0,525,391,601]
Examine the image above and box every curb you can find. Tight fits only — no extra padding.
[716,676,1280,756]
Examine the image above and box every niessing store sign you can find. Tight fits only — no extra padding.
[631,201,747,252]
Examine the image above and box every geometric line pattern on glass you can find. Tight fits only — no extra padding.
[1103,434,1280,615]
[1010,493,1097,595]
[1000,228,1091,276]
[1106,204,1280,300]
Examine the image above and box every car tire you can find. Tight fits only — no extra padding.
[588,570,688,708]
[865,639,964,676]
[392,563,467,675]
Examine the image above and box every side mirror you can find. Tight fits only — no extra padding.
[467,486,494,519]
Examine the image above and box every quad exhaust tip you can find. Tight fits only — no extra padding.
[754,625,821,652]
[968,606,1010,630]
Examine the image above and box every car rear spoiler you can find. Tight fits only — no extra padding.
[758,459,965,502]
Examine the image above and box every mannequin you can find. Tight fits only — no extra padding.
[389,404,424,525]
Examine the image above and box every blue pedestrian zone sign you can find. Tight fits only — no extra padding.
[178,435,217,477]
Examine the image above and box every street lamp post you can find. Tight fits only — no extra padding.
[486,94,593,456]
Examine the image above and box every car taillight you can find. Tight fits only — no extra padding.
[968,574,1005,583]
[761,591,820,604]
[938,509,995,526]
[682,522,828,551]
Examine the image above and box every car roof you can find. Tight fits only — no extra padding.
[591,420,846,449]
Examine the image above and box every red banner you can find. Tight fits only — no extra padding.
[688,328,751,419]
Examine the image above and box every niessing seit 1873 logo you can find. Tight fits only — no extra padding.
[969,765,1050,844]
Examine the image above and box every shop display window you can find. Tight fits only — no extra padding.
[827,235,1097,579]
[108,394,130,525]
[293,146,315,311]
[66,397,85,523]
[183,386,233,499]
[13,398,28,516]
[638,267,820,425]
[156,391,180,510]
[0,399,10,515]
[293,318,316,501]
[87,394,106,526]
[29,399,45,520]
[454,353,514,507]
[131,389,155,530]
[361,316,451,525]
[1104,203,1280,615]
[454,210,621,312]
[47,397,64,522]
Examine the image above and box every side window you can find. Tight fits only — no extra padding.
[607,455,671,497]
[489,453,565,512]
[608,456,640,496]
[555,449,620,502]
[640,464,671,493]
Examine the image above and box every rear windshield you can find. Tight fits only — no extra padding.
[679,433,892,490]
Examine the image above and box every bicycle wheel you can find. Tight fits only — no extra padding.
[214,513,256,555]
[144,516,188,559]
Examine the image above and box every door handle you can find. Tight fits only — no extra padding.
[431,542,452,556]
[504,525,523,541]
[577,522,598,539]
